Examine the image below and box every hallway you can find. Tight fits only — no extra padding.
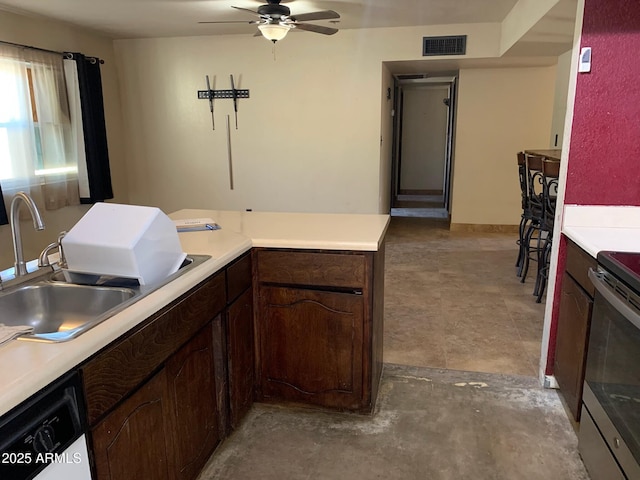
[384,217,545,377]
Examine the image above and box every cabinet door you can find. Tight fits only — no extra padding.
[555,271,593,421]
[258,286,364,409]
[227,287,255,429]
[91,369,175,480]
[165,323,221,480]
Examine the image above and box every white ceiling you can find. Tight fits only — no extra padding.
[0,0,523,39]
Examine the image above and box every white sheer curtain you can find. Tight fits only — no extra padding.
[0,45,79,216]
[0,48,36,186]
[63,58,90,199]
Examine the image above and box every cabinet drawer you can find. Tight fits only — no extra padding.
[565,238,597,297]
[82,272,226,425]
[226,251,252,303]
[579,406,626,480]
[255,249,367,289]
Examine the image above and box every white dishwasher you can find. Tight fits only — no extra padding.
[0,372,92,480]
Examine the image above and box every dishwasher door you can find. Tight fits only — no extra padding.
[0,372,91,480]
[34,435,91,480]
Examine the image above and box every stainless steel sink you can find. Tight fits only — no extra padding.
[0,283,136,341]
[0,254,211,343]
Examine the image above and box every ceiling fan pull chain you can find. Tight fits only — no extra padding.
[272,42,277,61]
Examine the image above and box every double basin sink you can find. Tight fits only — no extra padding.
[0,255,210,342]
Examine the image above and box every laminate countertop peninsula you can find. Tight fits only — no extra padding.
[0,209,390,417]
[562,205,640,257]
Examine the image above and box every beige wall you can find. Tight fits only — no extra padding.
[501,0,560,54]
[113,23,502,215]
[0,9,125,269]
[450,66,556,226]
[549,49,573,148]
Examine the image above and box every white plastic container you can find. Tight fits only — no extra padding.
[62,203,186,285]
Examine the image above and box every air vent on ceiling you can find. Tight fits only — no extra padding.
[422,35,467,56]
[396,74,428,80]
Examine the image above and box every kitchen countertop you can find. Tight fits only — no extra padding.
[562,205,640,257]
[0,209,390,417]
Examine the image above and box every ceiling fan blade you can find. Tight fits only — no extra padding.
[294,23,339,35]
[231,5,262,16]
[290,10,340,22]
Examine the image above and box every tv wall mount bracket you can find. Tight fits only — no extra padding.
[198,74,249,130]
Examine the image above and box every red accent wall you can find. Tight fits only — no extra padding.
[546,0,640,375]
[564,0,640,205]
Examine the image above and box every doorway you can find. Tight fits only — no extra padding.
[390,75,457,219]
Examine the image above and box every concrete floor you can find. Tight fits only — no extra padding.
[197,217,589,479]
[198,365,588,480]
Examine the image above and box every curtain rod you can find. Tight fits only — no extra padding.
[0,39,104,64]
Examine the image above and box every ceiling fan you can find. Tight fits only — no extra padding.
[199,0,340,43]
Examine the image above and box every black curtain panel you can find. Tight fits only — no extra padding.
[0,183,8,225]
[70,53,113,203]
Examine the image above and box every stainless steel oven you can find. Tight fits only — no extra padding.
[580,251,640,480]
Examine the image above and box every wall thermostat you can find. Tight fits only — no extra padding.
[579,47,592,73]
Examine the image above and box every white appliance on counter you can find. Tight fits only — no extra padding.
[63,202,186,285]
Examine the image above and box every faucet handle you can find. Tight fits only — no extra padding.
[38,231,68,269]
[38,242,59,268]
[57,231,68,269]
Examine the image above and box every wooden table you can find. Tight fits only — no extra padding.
[525,149,562,161]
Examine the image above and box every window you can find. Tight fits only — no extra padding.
[0,45,79,212]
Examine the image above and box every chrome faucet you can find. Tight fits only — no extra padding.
[10,192,45,276]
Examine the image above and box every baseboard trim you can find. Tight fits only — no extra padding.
[449,223,519,233]
[544,375,559,389]
[398,189,443,196]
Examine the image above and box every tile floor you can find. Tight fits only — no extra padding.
[197,217,589,480]
[384,217,546,377]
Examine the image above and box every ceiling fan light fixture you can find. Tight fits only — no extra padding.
[258,23,290,42]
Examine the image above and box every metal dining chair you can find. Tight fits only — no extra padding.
[533,159,560,302]
[518,154,545,284]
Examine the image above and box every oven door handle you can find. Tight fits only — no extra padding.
[588,268,640,330]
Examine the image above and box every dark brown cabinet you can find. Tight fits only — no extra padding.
[223,252,254,430]
[84,273,227,480]
[554,238,596,421]
[254,246,385,413]
[92,322,221,480]
[82,273,226,426]
[226,287,254,429]
[91,368,176,480]
[259,285,364,409]
[166,322,221,480]
[83,242,385,479]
